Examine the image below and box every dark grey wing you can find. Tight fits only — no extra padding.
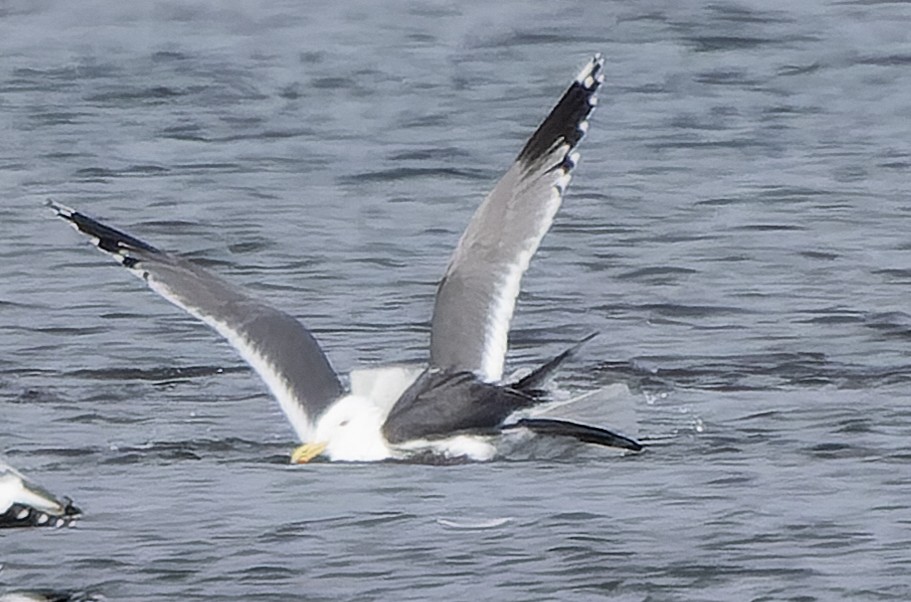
[381,370,534,444]
[430,55,604,382]
[48,201,344,441]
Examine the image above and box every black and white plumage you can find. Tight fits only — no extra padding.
[0,461,81,528]
[49,55,642,463]
[0,591,105,602]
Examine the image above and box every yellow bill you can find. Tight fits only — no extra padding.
[291,441,328,464]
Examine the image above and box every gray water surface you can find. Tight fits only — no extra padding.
[2,1,910,600]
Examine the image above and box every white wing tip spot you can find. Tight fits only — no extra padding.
[575,55,605,88]
[51,204,145,270]
[575,54,604,86]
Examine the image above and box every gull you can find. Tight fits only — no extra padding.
[49,54,642,463]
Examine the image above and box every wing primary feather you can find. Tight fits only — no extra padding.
[513,332,598,393]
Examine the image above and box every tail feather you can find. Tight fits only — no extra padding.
[508,417,643,452]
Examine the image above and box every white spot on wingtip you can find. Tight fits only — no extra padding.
[575,58,599,84]
[569,151,580,166]
[589,96,599,107]
[16,508,29,520]
[583,75,596,89]
[578,120,589,134]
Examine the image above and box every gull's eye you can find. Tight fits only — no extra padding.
[339,419,350,427]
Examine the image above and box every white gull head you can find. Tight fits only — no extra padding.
[290,365,420,463]
[310,394,393,462]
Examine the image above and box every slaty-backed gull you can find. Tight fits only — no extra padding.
[48,54,642,463]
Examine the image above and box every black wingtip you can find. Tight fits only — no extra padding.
[516,54,604,170]
[511,417,644,452]
[47,199,161,258]
[0,502,82,529]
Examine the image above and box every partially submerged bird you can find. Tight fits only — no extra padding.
[0,460,81,528]
[0,590,104,602]
[49,54,642,463]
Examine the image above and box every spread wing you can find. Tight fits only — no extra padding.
[48,201,343,441]
[1,460,81,527]
[429,55,604,382]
